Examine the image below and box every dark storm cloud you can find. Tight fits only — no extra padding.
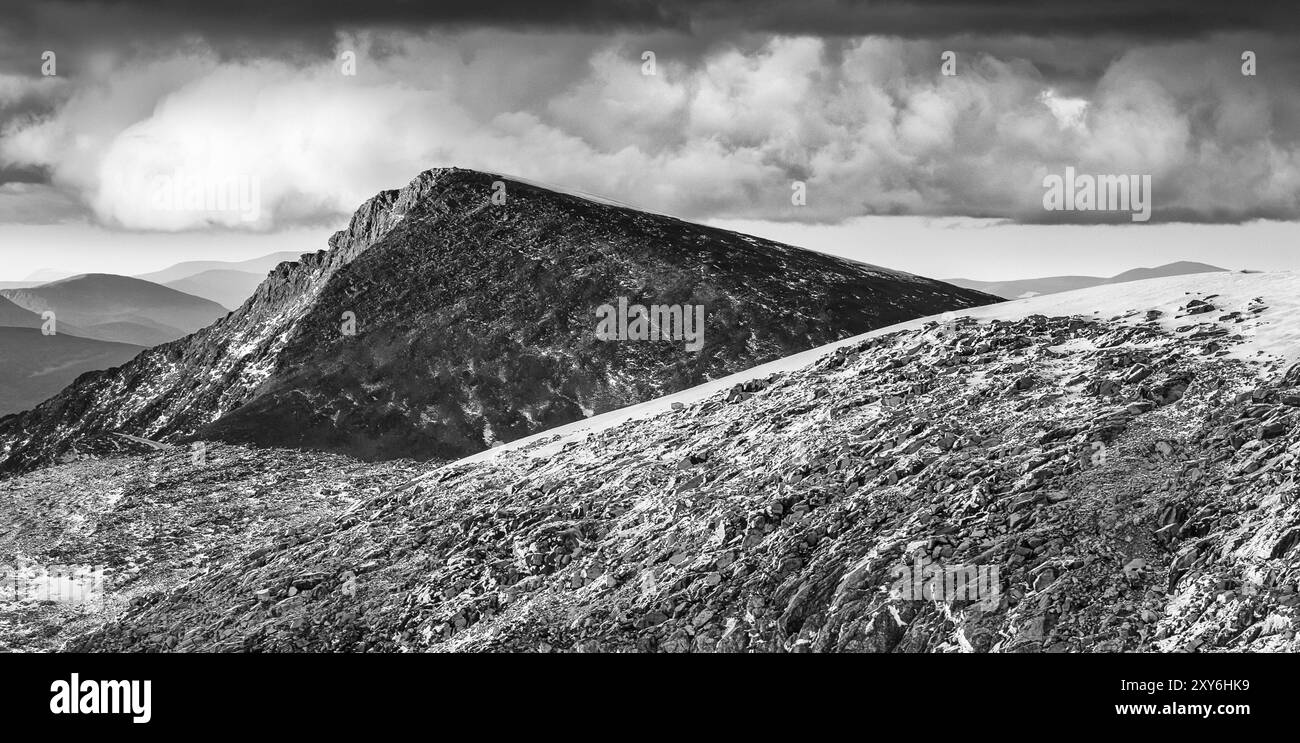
[0,164,49,184]
[1,2,1298,227]
[3,0,1300,50]
[684,0,1300,38]
[0,0,676,66]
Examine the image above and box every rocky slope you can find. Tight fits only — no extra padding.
[0,168,994,472]
[16,270,1297,653]
[0,441,420,651]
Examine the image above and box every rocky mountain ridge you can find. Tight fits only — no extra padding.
[6,271,1296,653]
[0,168,995,471]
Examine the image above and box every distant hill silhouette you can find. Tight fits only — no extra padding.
[946,261,1226,299]
[164,269,266,310]
[0,327,143,416]
[0,295,43,329]
[0,274,228,346]
[134,252,303,284]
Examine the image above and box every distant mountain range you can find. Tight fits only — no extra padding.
[1,252,299,310]
[0,255,298,416]
[0,295,142,414]
[0,294,96,340]
[0,327,144,416]
[21,268,76,283]
[0,295,43,329]
[139,253,302,310]
[0,274,229,347]
[0,269,77,290]
[945,261,1227,299]
[134,252,302,284]
[163,269,269,310]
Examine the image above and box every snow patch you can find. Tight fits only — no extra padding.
[434,271,1300,474]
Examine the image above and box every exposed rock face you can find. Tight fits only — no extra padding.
[37,278,1300,653]
[0,168,995,471]
[0,186,401,472]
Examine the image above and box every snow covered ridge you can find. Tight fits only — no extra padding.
[964,270,1299,366]
[448,270,1299,469]
[65,269,1300,652]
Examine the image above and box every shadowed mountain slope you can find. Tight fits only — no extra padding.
[0,168,995,472]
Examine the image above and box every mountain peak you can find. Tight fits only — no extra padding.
[0,168,995,471]
[324,167,480,262]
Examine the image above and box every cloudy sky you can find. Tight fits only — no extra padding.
[1,1,1298,281]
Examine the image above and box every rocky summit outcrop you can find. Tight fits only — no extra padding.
[42,274,1300,652]
[0,168,994,472]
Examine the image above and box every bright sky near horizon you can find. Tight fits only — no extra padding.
[2,216,1296,283]
[0,224,333,280]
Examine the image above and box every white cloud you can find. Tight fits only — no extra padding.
[1039,88,1088,131]
[1,31,1298,230]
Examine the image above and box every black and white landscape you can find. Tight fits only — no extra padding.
[2,1,1300,664]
